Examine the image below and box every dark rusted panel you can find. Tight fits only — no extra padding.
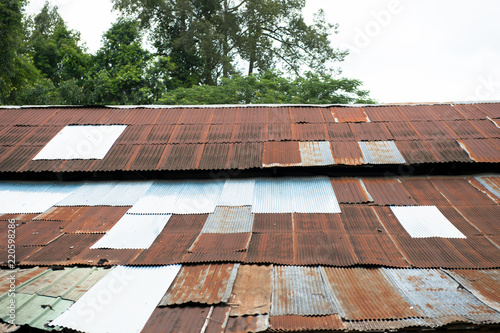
[474,103,500,118]
[385,121,420,140]
[91,144,140,171]
[0,246,42,265]
[339,205,387,234]
[453,104,487,119]
[0,126,38,146]
[430,178,497,206]
[114,125,153,145]
[268,123,292,141]
[133,233,198,265]
[348,234,408,267]
[374,206,412,236]
[0,109,28,125]
[439,204,488,236]
[225,315,269,333]
[411,121,458,140]
[97,109,131,124]
[178,108,214,124]
[230,264,272,316]
[290,107,325,123]
[447,237,500,269]
[269,315,344,331]
[294,233,357,266]
[157,144,204,170]
[145,124,176,144]
[154,108,184,124]
[63,206,130,233]
[189,233,251,253]
[331,107,368,123]
[198,143,231,170]
[252,213,293,233]
[181,251,246,263]
[397,105,441,121]
[330,178,372,204]
[363,106,406,122]
[268,107,291,124]
[0,145,42,172]
[245,233,294,265]
[15,221,63,246]
[445,120,485,139]
[128,144,166,171]
[233,124,268,142]
[294,213,344,234]
[227,142,264,169]
[122,108,161,125]
[394,141,437,164]
[21,233,103,265]
[0,213,38,221]
[34,206,92,222]
[322,267,419,319]
[57,159,97,173]
[458,139,500,162]
[206,125,234,143]
[72,248,143,265]
[454,206,500,235]
[362,179,417,206]
[448,269,500,311]
[431,104,466,121]
[236,107,268,124]
[292,123,328,141]
[21,159,65,173]
[162,214,208,234]
[468,119,500,138]
[321,108,336,122]
[168,124,210,144]
[262,141,301,167]
[424,140,473,162]
[399,178,450,205]
[212,108,238,124]
[41,108,90,125]
[330,141,364,165]
[22,126,64,145]
[325,123,355,141]
[349,123,393,141]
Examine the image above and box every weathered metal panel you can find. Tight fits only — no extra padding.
[339,205,388,234]
[292,123,328,141]
[262,141,301,167]
[436,205,482,236]
[474,103,500,118]
[469,119,500,138]
[290,107,324,123]
[132,233,198,265]
[157,143,204,170]
[198,143,232,170]
[236,107,268,124]
[252,213,293,233]
[330,141,364,165]
[23,126,65,145]
[229,264,272,316]
[348,234,408,267]
[385,121,422,140]
[350,123,393,141]
[154,108,183,124]
[476,176,500,199]
[97,108,131,124]
[0,126,38,146]
[201,206,254,234]
[226,315,269,332]
[34,206,91,222]
[383,268,500,321]
[325,123,355,141]
[189,233,251,253]
[90,144,141,171]
[298,141,334,166]
[206,124,234,143]
[445,120,485,139]
[0,267,47,294]
[269,315,344,331]
[160,214,208,234]
[321,267,420,320]
[122,108,161,124]
[97,181,153,206]
[252,178,294,213]
[15,221,63,246]
[128,144,165,171]
[114,125,152,145]
[90,214,171,249]
[343,317,441,332]
[430,178,497,206]
[425,140,474,162]
[359,141,406,164]
[212,108,238,124]
[218,179,255,206]
[330,178,372,204]
[182,250,246,264]
[268,107,291,124]
[271,266,337,316]
[454,205,500,235]
[453,104,486,119]
[294,233,358,266]
[363,106,406,122]
[63,206,130,233]
[361,178,417,206]
[411,121,457,140]
[160,263,239,305]
[397,105,441,121]
[390,206,466,238]
[72,248,143,266]
[0,145,42,172]
[51,265,181,333]
[178,108,214,124]
[11,108,58,126]
[446,237,500,269]
[168,124,210,144]
[432,104,466,120]
[227,142,264,169]
[233,124,268,142]
[56,181,119,206]
[144,124,175,144]
[245,233,294,265]
[294,213,344,234]
[458,139,500,162]
[331,107,368,123]
[399,178,451,205]
[267,123,292,141]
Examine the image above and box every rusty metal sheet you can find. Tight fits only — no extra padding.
[212,108,238,124]
[62,206,130,233]
[226,315,269,332]
[145,124,175,144]
[292,123,328,141]
[458,139,500,162]
[445,120,485,139]
[97,108,131,124]
[320,108,335,123]
[9,108,57,126]
[233,124,268,142]
[321,267,420,320]
[267,123,292,141]
[0,213,38,222]
[0,244,42,264]
[71,248,143,265]
[157,144,204,170]
[358,141,406,164]
[430,104,466,121]
[114,125,152,145]
[0,145,41,172]
[476,176,500,200]
[160,264,239,305]
[290,107,324,123]
[128,144,166,171]
[161,214,208,234]
[262,141,301,167]
[348,234,408,267]
[294,233,357,266]
[343,317,443,331]
[154,108,183,124]
[181,251,246,264]
[198,143,231,170]
[206,125,234,143]
[325,123,355,141]
[269,315,344,332]
[294,213,344,234]
[469,119,500,138]
[133,233,198,265]
[374,206,415,235]
[236,107,268,124]
[21,233,103,265]
[385,121,420,140]
[330,178,372,204]
[201,206,253,234]
[298,141,334,166]
[22,126,64,145]
[435,206,481,236]
[397,105,441,121]
[15,221,63,246]
[245,233,293,265]
[57,159,97,172]
[474,103,500,118]
[331,107,368,123]
[431,178,497,206]
[268,107,291,124]
[394,141,437,164]
[446,236,500,269]
[227,142,264,169]
[411,121,458,140]
[330,141,364,165]
[122,108,161,124]
[424,140,473,162]
[361,179,417,206]
[0,109,25,125]
[454,205,500,235]
[350,123,393,141]
[0,267,47,294]
[229,264,272,316]
[363,106,406,122]
[189,233,251,253]
[168,124,210,144]
[178,108,214,124]
[20,158,65,173]
[252,214,292,233]
[453,104,487,119]
[339,205,387,234]
[92,144,140,171]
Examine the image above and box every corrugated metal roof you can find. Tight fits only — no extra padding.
[458,139,500,162]
[397,105,441,121]
[294,233,357,266]
[218,179,255,206]
[350,123,393,141]
[476,176,500,199]
[348,234,408,267]
[325,123,355,141]
[268,123,292,141]
[290,107,325,123]
[128,144,164,171]
[431,178,497,206]
[271,266,337,316]
[56,181,118,206]
[262,141,301,167]
[294,213,344,234]
[198,143,231,170]
[206,124,234,142]
[160,263,239,305]
[292,123,328,141]
[229,264,272,316]
[72,248,143,266]
[227,142,264,169]
[245,233,294,265]
[201,206,254,233]
[298,141,334,166]
[178,108,214,124]
[361,178,417,206]
[339,205,386,234]
[411,121,457,140]
[390,206,466,238]
[34,206,91,222]
[33,125,127,160]
[363,106,406,122]
[399,178,451,205]
[189,233,251,253]
[332,107,369,122]
[268,107,291,124]
[236,107,268,124]
[233,124,268,142]
[424,140,473,162]
[330,178,372,204]
[154,108,183,124]
[385,121,422,140]
[359,141,406,164]
[269,315,344,332]
[330,141,364,165]
[446,120,486,139]
[469,119,500,138]
[90,214,171,249]
[475,103,500,118]
[50,265,181,333]
[15,221,63,246]
[132,233,198,265]
[62,206,130,233]
[454,206,500,235]
[226,315,269,332]
[252,214,293,233]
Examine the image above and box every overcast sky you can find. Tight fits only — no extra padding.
[25,0,500,104]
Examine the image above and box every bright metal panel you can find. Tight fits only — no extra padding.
[128,181,184,214]
[96,181,153,206]
[218,179,255,206]
[56,181,119,206]
[359,141,406,164]
[477,176,500,199]
[33,125,127,160]
[390,206,466,238]
[51,265,181,333]
[299,141,335,166]
[90,214,171,249]
[252,178,294,213]
[201,206,254,233]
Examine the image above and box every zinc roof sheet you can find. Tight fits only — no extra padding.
[21,126,64,145]
[128,144,165,170]
[385,121,422,140]
[218,179,255,206]
[453,104,486,119]
[0,126,39,146]
[399,178,451,207]
[226,315,269,332]
[144,124,175,143]
[0,145,43,172]
[114,125,152,145]
[177,108,214,124]
[123,108,161,124]
[0,267,47,293]
[154,108,183,124]
[359,141,406,164]
[169,124,210,144]
[437,205,482,236]
[445,120,485,139]
[229,264,272,316]
[298,141,334,166]
[56,182,118,206]
[201,206,254,233]
[446,237,500,269]
[72,248,143,266]
[361,178,417,206]
[454,205,500,235]
[268,123,293,141]
[474,103,500,118]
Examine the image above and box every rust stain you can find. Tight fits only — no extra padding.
[330,178,372,204]
[62,206,130,234]
[290,107,325,123]
[331,107,368,123]
[330,141,364,165]
[230,264,272,316]
[350,122,393,141]
[269,315,344,331]
[262,141,301,167]
[189,233,251,253]
[326,123,355,141]
[362,178,417,206]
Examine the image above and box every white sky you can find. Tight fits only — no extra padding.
[25,0,500,104]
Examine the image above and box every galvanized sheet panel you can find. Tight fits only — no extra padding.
[33,125,127,160]
[90,214,171,249]
[271,266,337,316]
[201,206,254,233]
[477,176,500,199]
[390,206,466,238]
[230,264,272,316]
[96,181,153,206]
[294,213,344,234]
[15,221,63,246]
[299,141,334,166]
[51,265,181,333]
[359,141,406,164]
[56,181,118,206]
[218,179,255,206]
[252,178,294,213]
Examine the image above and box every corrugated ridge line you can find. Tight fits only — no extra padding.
[359,141,406,164]
[201,206,254,233]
